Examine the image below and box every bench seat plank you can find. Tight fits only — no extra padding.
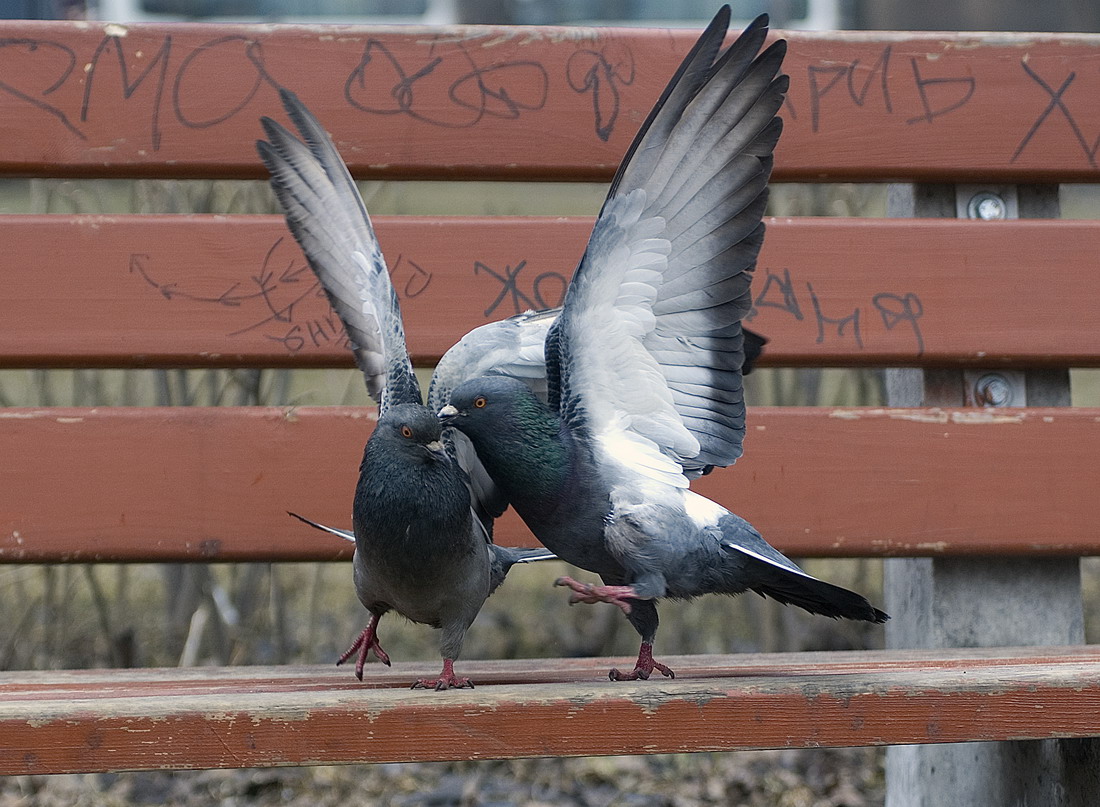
[1,647,1097,774]
[3,406,1098,562]
[0,23,1098,182]
[6,216,1100,368]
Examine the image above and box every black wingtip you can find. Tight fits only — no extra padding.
[287,510,313,527]
[278,86,302,110]
[745,12,769,31]
[760,37,788,64]
[287,510,325,533]
[742,328,768,375]
[712,4,733,31]
[255,139,280,175]
[275,87,311,136]
[287,511,357,543]
[256,117,305,171]
[258,115,290,145]
[280,88,323,141]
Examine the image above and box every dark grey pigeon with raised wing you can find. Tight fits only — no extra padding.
[257,89,553,690]
[441,8,887,681]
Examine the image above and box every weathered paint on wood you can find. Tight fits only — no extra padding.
[0,647,1097,774]
[4,215,1100,368]
[2,406,1098,563]
[0,24,1098,181]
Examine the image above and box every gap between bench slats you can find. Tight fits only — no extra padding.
[5,216,1100,368]
[2,406,1098,562]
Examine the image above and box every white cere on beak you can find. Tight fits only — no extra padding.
[438,405,458,418]
[426,440,446,454]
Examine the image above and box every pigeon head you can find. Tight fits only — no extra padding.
[438,376,547,441]
[373,402,450,465]
[440,375,570,503]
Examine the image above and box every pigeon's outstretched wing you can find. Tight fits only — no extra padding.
[550,10,786,482]
[257,89,420,413]
[260,91,560,533]
[260,90,561,414]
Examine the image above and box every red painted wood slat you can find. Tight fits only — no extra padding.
[5,216,1100,368]
[2,406,1098,563]
[0,23,1097,181]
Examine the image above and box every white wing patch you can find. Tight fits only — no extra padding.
[596,427,688,489]
[569,190,701,485]
[683,489,727,528]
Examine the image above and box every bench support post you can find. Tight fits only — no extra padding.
[883,184,1097,806]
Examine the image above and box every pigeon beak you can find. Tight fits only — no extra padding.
[424,440,449,463]
[437,404,459,424]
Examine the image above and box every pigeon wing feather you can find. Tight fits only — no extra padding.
[257,88,420,412]
[552,12,786,484]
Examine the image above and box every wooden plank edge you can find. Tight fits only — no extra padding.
[2,645,1097,694]
[1,648,1098,773]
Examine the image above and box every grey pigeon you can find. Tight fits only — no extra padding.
[440,8,888,681]
[257,90,555,690]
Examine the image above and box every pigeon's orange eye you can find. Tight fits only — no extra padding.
[401,425,413,438]
[474,396,487,408]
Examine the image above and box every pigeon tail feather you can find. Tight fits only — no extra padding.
[747,565,890,624]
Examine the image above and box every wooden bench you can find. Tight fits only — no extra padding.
[0,18,1098,801]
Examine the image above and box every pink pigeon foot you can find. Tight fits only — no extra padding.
[554,576,637,615]
[411,658,473,691]
[337,613,391,680]
[609,642,675,681]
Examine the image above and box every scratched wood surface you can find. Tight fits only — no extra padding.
[0,23,1099,181]
[5,215,1100,368]
[1,646,1097,774]
[2,406,1098,563]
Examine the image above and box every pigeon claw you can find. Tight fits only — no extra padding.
[411,658,473,691]
[554,576,636,615]
[608,642,675,682]
[337,615,391,681]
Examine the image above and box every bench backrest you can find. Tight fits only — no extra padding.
[2,22,1098,563]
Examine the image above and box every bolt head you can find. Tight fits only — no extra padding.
[968,192,1007,220]
[975,373,1012,406]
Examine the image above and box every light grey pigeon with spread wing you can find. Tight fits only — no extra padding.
[440,8,888,681]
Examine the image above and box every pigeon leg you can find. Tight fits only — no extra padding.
[609,641,675,681]
[337,612,391,680]
[555,576,637,615]
[411,658,474,691]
